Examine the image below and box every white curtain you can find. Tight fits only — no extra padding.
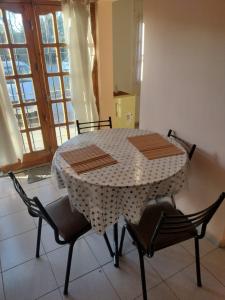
[63,0,99,123]
[0,60,23,167]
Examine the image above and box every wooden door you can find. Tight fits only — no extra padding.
[0,2,76,171]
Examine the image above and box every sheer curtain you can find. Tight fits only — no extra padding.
[0,61,23,167]
[63,0,99,123]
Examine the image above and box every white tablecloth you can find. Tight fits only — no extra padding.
[52,128,188,233]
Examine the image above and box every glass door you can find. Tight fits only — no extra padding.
[0,3,52,167]
[34,5,76,147]
[0,2,78,170]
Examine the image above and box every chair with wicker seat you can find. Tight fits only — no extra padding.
[119,193,225,300]
[8,171,92,295]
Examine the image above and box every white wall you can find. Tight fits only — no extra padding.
[140,0,225,244]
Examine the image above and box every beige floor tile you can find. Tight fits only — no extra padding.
[17,175,47,191]
[0,275,5,300]
[0,228,44,271]
[166,264,225,300]
[27,183,61,206]
[0,194,25,217]
[103,250,161,300]
[3,255,57,300]
[41,224,64,253]
[47,238,99,286]
[85,226,135,266]
[202,248,225,285]
[38,289,62,300]
[0,177,16,199]
[135,282,178,300]
[61,269,119,300]
[0,210,36,240]
[85,232,113,266]
[181,237,217,257]
[149,244,194,280]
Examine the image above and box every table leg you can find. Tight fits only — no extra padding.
[113,223,119,267]
[103,223,120,267]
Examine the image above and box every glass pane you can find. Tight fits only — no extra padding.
[13,48,31,74]
[0,10,8,44]
[69,124,76,138]
[39,14,55,44]
[60,47,70,72]
[66,101,75,122]
[44,47,58,73]
[56,11,65,43]
[55,126,68,146]
[14,107,25,130]
[52,102,65,124]
[22,132,30,153]
[48,76,62,100]
[19,78,36,102]
[6,11,26,44]
[25,105,40,128]
[0,48,14,75]
[30,130,44,151]
[63,75,71,98]
[6,79,19,104]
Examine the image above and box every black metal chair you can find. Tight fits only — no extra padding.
[76,116,112,134]
[8,172,92,295]
[166,129,197,207]
[120,193,225,300]
[167,129,196,160]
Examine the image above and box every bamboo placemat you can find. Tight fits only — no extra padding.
[73,155,118,174]
[60,144,117,174]
[128,133,184,160]
[60,144,108,166]
[143,144,184,160]
[128,133,169,151]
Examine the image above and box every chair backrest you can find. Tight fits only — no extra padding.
[149,192,225,256]
[8,172,57,230]
[167,129,196,160]
[76,117,112,134]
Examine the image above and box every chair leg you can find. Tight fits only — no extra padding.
[103,232,114,257]
[194,237,202,287]
[36,217,42,258]
[137,246,148,300]
[64,242,75,295]
[119,225,126,256]
[171,194,176,208]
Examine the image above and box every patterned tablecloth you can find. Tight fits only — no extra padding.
[52,128,188,233]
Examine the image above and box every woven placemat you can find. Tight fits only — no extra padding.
[128,133,169,151]
[60,144,117,174]
[73,155,117,174]
[128,133,184,160]
[142,144,184,160]
[60,145,108,166]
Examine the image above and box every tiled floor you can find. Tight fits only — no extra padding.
[0,176,225,300]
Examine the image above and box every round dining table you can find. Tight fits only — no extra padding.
[52,128,188,266]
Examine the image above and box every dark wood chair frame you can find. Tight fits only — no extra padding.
[76,116,112,134]
[120,192,225,300]
[8,172,91,295]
